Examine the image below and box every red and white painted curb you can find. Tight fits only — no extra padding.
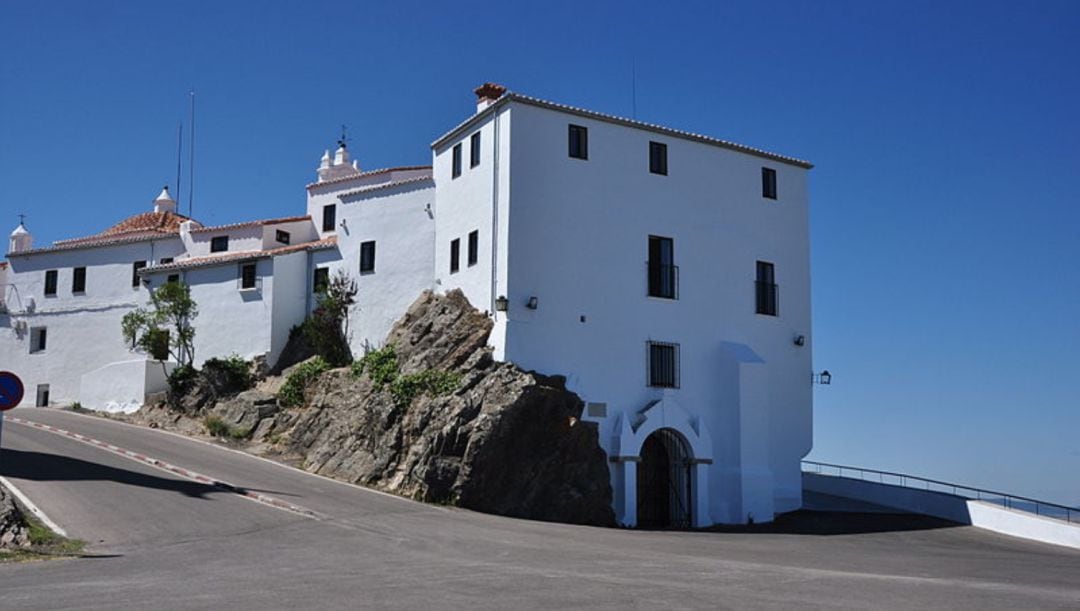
[8,416,320,519]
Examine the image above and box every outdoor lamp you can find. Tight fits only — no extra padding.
[494,295,509,312]
[526,296,538,310]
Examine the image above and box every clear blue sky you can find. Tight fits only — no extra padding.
[2,1,1077,506]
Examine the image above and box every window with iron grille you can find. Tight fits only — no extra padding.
[647,235,677,299]
[755,261,778,316]
[568,124,588,159]
[276,230,290,245]
[210,236,229,253]
[452,143,462,178]
[450,238,460,273]
[647,341,680,388]
[470,132,481,168]
[167,274,180,284]
[133,261,147,287]
[240,263,257,290]
[313,267,329,293]
[360,241,376,274]
[467,230,478,266]
[322,204,337,232]
[762,167,777,199]
[72,267,87,293]
[649,141,667,175]
[44,270,58,296]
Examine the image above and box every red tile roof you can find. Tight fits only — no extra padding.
[305,165,432,191]
[190,215,311,234]
[57,210,198,244]
[143,237,337,273]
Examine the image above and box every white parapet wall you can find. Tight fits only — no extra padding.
[78,359,174,413]
[804,472,1080,551]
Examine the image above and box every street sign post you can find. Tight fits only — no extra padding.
[0,371,25,464]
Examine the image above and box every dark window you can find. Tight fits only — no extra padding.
[756,261,778,316]
[450,238,460,273]
[470,132,481,168]
[323,204,337,232]
[359,241,376,274]
[568,124,588,159]
[467,230,479,266]
[210,236,229,253]
[35,384,49,407]
[31,327,47,353]
[132,261,147,287]
[160,257,174,264]
[167,274,180,284]
[452,143,462,178]
[762,167,777,199]
[276,230,290,245]
[313,267,330,293]
[240,263,257,290]
[647,341,680,388]
[44,270,58,296]
[647,236,677,299]
[649,141,668,175]
[72,267,87,293]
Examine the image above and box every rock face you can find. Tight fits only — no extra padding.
[281,290,615,526]
[0,485,30,548]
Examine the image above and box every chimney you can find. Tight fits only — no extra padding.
[474,82,507,113]
[153,186,177,214]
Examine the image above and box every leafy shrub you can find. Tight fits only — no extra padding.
[204,415,230,437]
[351,345,399,388]
[202,354,252,391]
[278,356,330,407]
[168,364,198,395]
[389,370,462,407]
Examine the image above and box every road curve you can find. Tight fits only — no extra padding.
[1,407,1078,610]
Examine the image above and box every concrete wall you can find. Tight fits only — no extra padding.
[0,238,186,405]
[78,358,174,413]
[804,472,1080,550]
[489,101,813,524]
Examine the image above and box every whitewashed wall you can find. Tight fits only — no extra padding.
[307,167,433,240]
[489,101,812,524]
[0,238,185,405]
[324,180,435,355]
[432,106,513,359]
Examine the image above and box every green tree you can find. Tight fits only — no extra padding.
[304,269,357,366]
[122,281,199,367]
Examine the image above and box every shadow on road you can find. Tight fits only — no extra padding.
[700,510,962,535]
[3,448,233,499]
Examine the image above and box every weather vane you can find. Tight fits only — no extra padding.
[338,124,350,149]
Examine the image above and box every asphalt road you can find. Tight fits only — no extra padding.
[1,407,1078,610]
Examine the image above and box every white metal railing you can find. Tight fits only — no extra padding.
[803,460,1078,524]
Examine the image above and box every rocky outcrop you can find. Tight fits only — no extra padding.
[209,390,280,438]
[0,485,30,549]
[278,290,615,526]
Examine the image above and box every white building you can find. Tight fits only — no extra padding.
[0,83,814,527]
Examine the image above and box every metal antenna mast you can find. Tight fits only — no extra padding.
[175,121,183,205]
[188,89,195,219]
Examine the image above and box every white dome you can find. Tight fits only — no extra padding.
[10,222,29,237]
[155,186,175,203]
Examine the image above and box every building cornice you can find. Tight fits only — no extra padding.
[431,92,813,169]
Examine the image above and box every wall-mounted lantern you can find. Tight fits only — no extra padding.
[812,370,831,385]
[794,334,806,346]
[526,296,538,310]
[494,295,509,312]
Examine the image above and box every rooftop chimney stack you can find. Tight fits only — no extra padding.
[474,82,507,113]
[153,185,177,214]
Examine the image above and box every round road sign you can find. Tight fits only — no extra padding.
[0,371,25,411]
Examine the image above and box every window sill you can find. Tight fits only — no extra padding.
[646,295,678,302]
[238,287,260,293]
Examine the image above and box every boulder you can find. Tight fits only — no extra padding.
[210,390,280,436]
[282,290,614,526]
[0,485,30,549]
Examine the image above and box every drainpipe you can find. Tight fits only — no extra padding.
[490,107,501,317]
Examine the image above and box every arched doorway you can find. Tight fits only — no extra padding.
[636,428,692,528]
